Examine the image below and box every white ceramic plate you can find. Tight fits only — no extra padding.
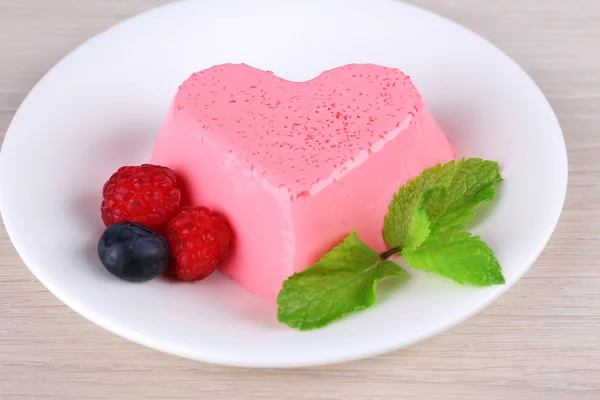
[0,0,567,367]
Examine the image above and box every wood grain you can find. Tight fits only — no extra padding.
[1,0,599,399]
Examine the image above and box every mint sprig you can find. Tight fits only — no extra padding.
[277,158,504,330]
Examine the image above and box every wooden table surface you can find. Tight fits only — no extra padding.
[1,0,599,399]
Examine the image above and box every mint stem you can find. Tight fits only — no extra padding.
[380,246,402,260]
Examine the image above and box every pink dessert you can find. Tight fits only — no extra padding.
[151,63,454,301]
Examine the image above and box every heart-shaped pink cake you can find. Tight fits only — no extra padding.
[151,63,454,300]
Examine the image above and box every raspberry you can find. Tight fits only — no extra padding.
[101,164,181,232]
[166,206,233,281]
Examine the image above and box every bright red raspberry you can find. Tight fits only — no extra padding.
[101,164,181,232]
[166,206,233,281]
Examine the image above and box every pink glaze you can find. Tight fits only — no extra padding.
[151,63,454,301]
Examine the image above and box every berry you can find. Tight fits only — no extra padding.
[166,206,233,281]
[101,164,181,232]
[98,222,170,282]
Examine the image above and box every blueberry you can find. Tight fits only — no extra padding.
[98,222,169,282]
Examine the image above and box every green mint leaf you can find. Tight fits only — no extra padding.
[403,186,443,250]
[277,231,404,330]
[404,205,430,250]
[402,230,505,286]
[419,185,448,221]
[384,158,502,248]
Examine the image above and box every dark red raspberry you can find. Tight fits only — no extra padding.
[101,164,181,232]
[166,206,233,281]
